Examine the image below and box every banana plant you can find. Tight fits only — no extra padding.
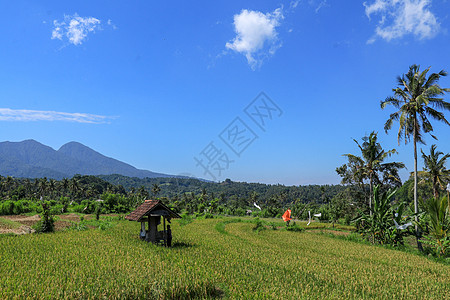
[353,185,410,246]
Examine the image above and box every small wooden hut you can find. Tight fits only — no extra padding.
[125,200,181,246]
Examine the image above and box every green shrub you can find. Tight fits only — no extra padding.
[252,218,266,233]
[67,221,88,231]
[59,196,70,213]
[354,186,407,247]
[16,200,37,214]
[113,204,128,214]
[234,207,246,216]
[215,222,227,234]
[269,222,278,230]
[50,204,64,215]
[197,212,214,219]
[98,221,112,230]
[178,213,193,226]
[80,200,95,214]
[0,201,15,215]
[419,196,450,257]
[0,199,37,215]
[72,204,85,213]
[12,201,23,215]
[33,202,55,233]
[286,222,304,232]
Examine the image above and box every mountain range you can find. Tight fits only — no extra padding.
[0,139,175,179]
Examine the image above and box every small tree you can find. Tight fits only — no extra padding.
[33,201,55,233]
[151,184,161,199]
[95,202,102,220]
[330,190,356,226]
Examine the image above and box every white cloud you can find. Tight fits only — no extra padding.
[226,8,284,70]
[290,1,300,9]
[312,0,328,13]
[107,19,118,30]
[364,0,440,42]
[307,0,329,13]
[51,13,102,45]
[364,0,389,18]
[0,108,114,124]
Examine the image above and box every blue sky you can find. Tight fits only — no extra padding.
[1,0,450,186]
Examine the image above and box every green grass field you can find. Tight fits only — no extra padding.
[1,216,449,299]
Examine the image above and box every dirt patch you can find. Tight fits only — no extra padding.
[58,213,85,222]
[0,215,40,235]
[0,225,35,235]
[0,214,78,234]
[2,214,41,222]
[54,220,73,231]
[0,213,112,235]
[1,215,40,228]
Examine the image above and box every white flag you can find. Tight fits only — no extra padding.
[253,202,261,210]
[394,219,413,230]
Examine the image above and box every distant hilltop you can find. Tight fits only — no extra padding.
[0,139,175,179]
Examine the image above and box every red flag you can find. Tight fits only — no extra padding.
[282,209,292,222]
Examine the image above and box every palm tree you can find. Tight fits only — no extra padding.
[69,177,80,199]
[420,144,450,199]
[151,184,161,199]
[337,131,405,213]
[23,178,32,197]
[48,179,57,199]
[381,64,450,250]
[1,176,13,197]
[60,178,70,197]
[38,177,48,199]
[139,186,149,199]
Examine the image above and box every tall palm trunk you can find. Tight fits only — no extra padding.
[413,119,423,252]
[431,173,440,199]
[448,189,450,217]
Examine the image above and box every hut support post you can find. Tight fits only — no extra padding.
[147,217,151,242]
[140,222,146,240]
[163,217,166,246]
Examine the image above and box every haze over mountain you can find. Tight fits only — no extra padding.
[0,140,174,179]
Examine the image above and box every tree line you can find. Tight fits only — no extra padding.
[0,173,349,216]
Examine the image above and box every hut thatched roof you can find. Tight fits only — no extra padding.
[125,200,181,221]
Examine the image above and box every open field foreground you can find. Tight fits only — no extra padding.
[1,217,449,299]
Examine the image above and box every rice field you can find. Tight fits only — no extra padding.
[0,216,449,299]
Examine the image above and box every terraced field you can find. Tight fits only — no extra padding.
[0,217,449,299]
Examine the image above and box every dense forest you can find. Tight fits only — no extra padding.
[0,172,430,225]
[98,174,347,205]
[0,173,357,220]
